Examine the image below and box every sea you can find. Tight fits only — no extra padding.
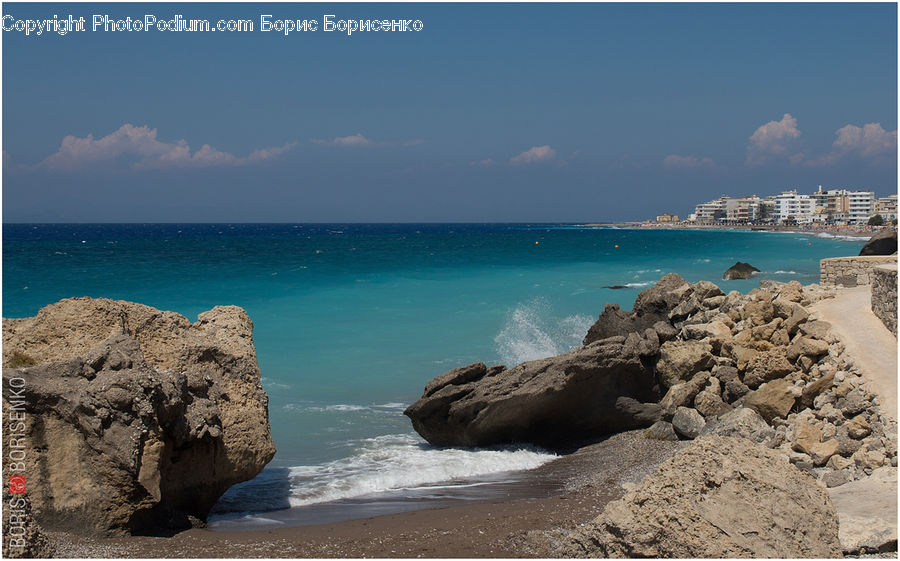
[1,223,867,529]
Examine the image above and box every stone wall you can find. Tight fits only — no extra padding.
[820,256,898,287]
[872,263,898,336]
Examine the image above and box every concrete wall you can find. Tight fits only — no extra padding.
[871,263,898,336]
[820,256,898,287]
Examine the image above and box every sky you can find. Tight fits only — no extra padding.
[2,2,897,222]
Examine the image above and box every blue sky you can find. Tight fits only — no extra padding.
[2,2,897,222]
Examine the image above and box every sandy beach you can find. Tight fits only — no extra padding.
[44,431,685,558]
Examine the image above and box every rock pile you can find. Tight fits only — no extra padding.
[2,298,276,535]
[407,274,897,489]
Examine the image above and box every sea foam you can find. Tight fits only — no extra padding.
[494,298,593,366]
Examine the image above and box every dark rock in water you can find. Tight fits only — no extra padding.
[723,261,760,280]
[859,229,897,256]
[1,298,276,536]
[603,285,630,289]
[404,332,661,449]
[584,273,691,345]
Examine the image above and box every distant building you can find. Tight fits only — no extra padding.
[773,190,816,224]
[847,191,875,224]
[874,195,898,222]
[656,212,680,223]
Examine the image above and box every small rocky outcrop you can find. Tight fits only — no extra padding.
[859,229,898,256]
[723,261,760,280]
[565,435,843,558]
[583,273,695,345]
[2,298,276,535]
[404,332,661,448]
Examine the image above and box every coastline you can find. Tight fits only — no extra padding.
[45,431,685,558]
[585,222,885,239]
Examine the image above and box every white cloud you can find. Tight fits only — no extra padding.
[662,154,716,170]
[746,113,803,165]
[331,133,370,146]
[37,124,296,171]
[805,122,897,167]
[510,145,557,165]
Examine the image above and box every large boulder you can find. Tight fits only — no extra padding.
[859,229,897,256]
[405,333,659,448]
[583,273,690,345]
[565,436,843,558]
[1,298,275,535]
[723,261,760,280]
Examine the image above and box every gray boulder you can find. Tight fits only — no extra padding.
[405,332,660,448]
[672,407,706,439]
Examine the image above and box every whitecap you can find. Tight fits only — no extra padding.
[283,433,555,507]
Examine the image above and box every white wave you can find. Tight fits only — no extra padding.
[624,282,652,288]
[773,270,798,275]
[285,433,555,507]
[282,402,409,413]
[494,298,593,366]
[814,232,870,241]
[694,258,711,263]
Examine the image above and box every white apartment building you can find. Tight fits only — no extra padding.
[773,190,817,224]
[847,191,875,224]
[694,197,727,222]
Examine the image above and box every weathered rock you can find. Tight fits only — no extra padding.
[799,320,833,341]
[823,469,853,488]
[828,466,898,553]
[683,320,732,342]
[672,407,706,439]
[614,397,663,426]
[723,261,761,281]
[799,372,834,409]
[1,298,275,535]
[659,378,703,416]
[859,229,898,256]
[700,406,774,444]
[643,421,679,441]
[723,379,750,402]
[583,273,691,345]
[837,389,871,417]
[694,377,731,418]
[742,349,794,389]
[422,362,504,397]
[739,379,796,423]
[656,339,715,389]
[847,415,872,439]
[565,436,843,558]
[405,333,659,448]
[786,337,830,363]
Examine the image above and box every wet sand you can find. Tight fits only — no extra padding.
[46,431,686,558]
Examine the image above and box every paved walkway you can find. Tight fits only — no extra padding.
[812,286,898,422]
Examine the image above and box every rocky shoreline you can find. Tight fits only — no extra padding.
[407,273,898,556]
[4,275,897,558]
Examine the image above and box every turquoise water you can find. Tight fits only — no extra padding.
[2,223,866,525]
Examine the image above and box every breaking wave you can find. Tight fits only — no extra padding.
[494,298,593,366]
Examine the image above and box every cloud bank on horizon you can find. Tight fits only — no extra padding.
[14,114,895,176]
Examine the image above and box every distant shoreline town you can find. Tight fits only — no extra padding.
[604,186,897,236]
